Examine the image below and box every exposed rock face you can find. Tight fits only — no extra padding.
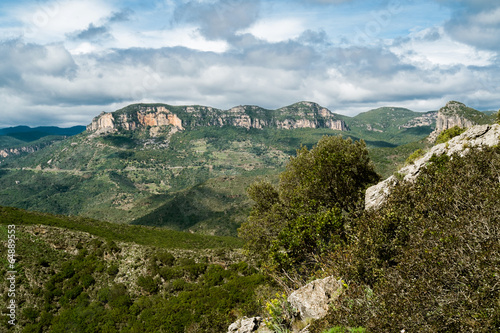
[400,111,437,129]
[366,124,500,210]
[86,102,348,134]
[87,106,184,134]
[427,101,481,142]
[287,276,343,320]
[227,317,263,333]
[0,146,40,158]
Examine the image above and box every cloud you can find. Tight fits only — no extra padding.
[0,0,499,127]
[174,0,261,40]
[307,0,353,4]
[69,23,110,41]
[108,8,133,23]
[0,40,77,89]
[439,1,500,51]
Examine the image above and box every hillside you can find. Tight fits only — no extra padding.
[0,101,493,236]
[0,206,271,332]
[339,107,437,146]
[0,126,85,158]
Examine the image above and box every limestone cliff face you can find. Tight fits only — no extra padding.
[0,146,41,158]
[86,102,348,134]
[366,124,500,210]
[86,106,184,134]
[427,101,483,142]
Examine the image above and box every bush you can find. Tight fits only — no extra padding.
[435,125,466,144]
[322,146,500,332]
[404,148,425,165]
[270,207,345,274]
[239,136,379,276]
[137,275,159,294]
[107,264,119,277]
[264,293,297,333]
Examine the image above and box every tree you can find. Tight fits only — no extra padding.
[279,136,379,213]
[239,136,380,274]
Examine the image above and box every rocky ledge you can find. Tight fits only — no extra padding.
[366,124,500,210]
[86,102,349,134]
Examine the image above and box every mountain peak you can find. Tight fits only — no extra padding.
[428,101,491,142]
[86,102,349,134]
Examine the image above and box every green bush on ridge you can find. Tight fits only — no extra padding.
[311,146,500,332]
[239,135,380,284]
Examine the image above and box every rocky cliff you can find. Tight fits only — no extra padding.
[0,146,39,158]
[366,124,500,210]
[427,101,489,142]
[86,102,348,134]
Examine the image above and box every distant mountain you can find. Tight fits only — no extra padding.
[87,101,348,134]
[0,125,86,157]
[336,107,438,147]
[0,125,85,141]
[0,100,494,236]
[428,101,495,142]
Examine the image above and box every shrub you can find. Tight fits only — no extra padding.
[239,136,379,277]
[107,264,119,277]
[325,146,500,332]
[404,148,425,165]
[264,293,297,333]
[137,275,159,294]
[435,125,466,144]
[270,207,345,275]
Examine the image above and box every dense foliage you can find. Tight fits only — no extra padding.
[311,146,500,332]
[239,136,379,282]
[0,208,270,332]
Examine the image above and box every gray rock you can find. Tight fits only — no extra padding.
[287,276,343,320]
[365,124,500,210]
[228,316,262,333]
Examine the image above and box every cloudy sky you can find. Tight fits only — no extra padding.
[0,0,499,127]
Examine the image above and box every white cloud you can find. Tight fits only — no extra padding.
[14,0,114,43]
[391,27,495,68]
[241,17,305,42]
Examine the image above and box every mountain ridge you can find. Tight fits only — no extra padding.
[87,101,349,134]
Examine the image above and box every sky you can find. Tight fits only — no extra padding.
[0,0,499,127]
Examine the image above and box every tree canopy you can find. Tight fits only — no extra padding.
[239,135,379,277]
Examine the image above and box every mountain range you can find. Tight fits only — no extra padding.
[0,101,495,236]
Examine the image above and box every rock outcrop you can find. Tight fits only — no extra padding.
[400,111,437,129]
[87,106,184,135]
[227,317,264,333]
[366,124,500,210]
[427,101,486,142]
[0,145,42,158]
[227,276,343,332]
[86,102,348,134]
[287,276,343,320]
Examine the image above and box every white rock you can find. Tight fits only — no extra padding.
[287,276,343,320]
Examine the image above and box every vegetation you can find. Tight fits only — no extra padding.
[440,101,493,125]
[0,207,271,332]
[0,206,243,249]
[404,148,425,165]
[435,125,467,144]
[307,146,500,332]
[239,136,379,282]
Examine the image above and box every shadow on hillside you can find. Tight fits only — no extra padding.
[131,184,248,236]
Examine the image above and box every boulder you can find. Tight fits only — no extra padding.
[228,316,262,333]
[287,276,343,320]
